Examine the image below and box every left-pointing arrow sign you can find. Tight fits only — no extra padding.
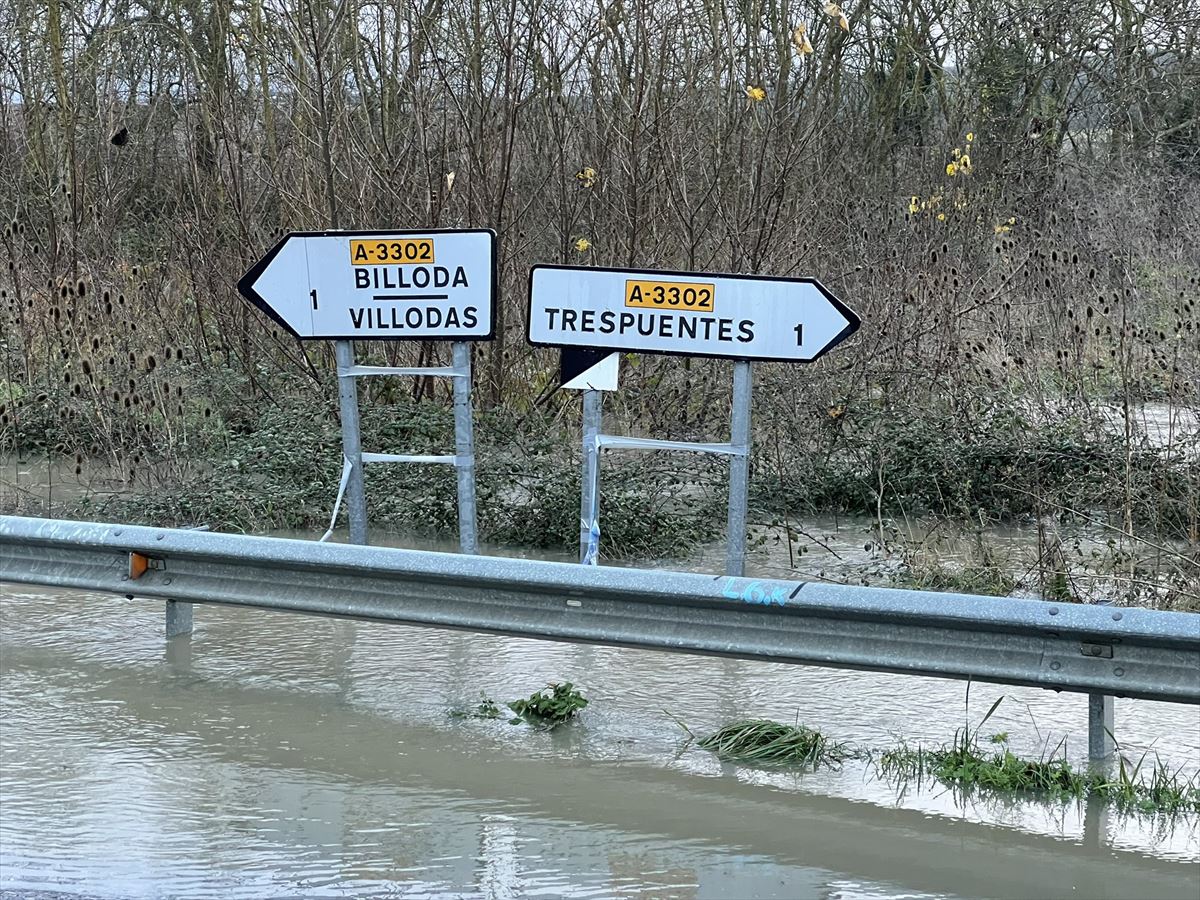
[237,229,498,341]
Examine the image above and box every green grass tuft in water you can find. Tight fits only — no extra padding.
[696,719,850,768]
[876,699,1200,815]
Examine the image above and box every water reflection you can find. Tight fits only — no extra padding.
[1,581,1197,898]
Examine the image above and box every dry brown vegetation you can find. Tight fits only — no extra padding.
[1,0,1198,604]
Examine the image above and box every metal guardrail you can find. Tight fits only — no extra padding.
[2,515,1198,707]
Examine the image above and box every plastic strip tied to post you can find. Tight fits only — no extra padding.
[581,517,601,566]
[319,455,354,543]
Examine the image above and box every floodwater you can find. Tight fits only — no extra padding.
[2,538,1199,898]
[2,428,1200,899]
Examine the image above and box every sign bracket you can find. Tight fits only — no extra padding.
[331,341,478,554]
[579,360,754,576]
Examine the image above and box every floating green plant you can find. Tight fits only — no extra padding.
[507,682,588,729]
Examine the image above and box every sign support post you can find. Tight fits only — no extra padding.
[238,228,497,552]
[335,340,369,545]
[452,342,478,554]
[725,361,753,576]
[579,389,603,564]
[530,263,860,573]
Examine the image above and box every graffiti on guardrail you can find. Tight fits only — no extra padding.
[720,578,793,607]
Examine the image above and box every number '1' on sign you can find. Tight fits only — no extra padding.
[528,264,859,363]
[238,229,497,341]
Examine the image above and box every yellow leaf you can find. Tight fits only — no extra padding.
[745,85,767,102]
[575,166,597,188]
[966,132,975,142]
[792,25,813,54]
[574,237,591,252]
[824,3,849,29]
[946,162,958,176]
[908,196,920,215]
[937,213,946,221]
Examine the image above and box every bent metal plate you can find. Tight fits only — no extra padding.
[528,264,859,363]
[238,229,497,341]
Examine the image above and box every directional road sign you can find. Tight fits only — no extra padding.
[528,264,859,362]
[239,229,497,341]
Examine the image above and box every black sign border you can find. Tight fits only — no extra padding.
[237,228,499,342]
[526,263,861,364]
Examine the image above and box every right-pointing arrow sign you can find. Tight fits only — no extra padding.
[528,264,860,363]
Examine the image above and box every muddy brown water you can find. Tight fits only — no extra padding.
[2,447,1200,898]
[3,539,1199,898]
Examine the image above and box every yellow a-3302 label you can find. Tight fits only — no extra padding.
[624,280,714,312]
[350,238,435,265]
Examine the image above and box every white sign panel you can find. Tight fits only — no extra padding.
[528,264,859,362]
[239,229,496,341]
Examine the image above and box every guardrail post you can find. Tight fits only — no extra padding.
[335,340,368,545]
[452,342,478,554]
[580,389,602,564]
[165,600,192,638]
[725,361,752,577]
[1088,693,1115,761]
[1083,792,1109,848]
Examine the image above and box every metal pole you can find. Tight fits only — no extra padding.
[725,361,753,576]
[334,340,368,545]
[164,522,206,637]
[165,599,192,638]
[1082,792,1109,849]
[452,342,478,554]
[1088,692,1115,761]
[579,389,603,564]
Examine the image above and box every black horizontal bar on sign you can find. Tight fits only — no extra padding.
[372,294,449,301]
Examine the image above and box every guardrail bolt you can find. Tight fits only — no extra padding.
[1050,661,1062,670]
[1112,612,1123,621]
[1048,607,1059,616]
[1113,667,1125,677]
